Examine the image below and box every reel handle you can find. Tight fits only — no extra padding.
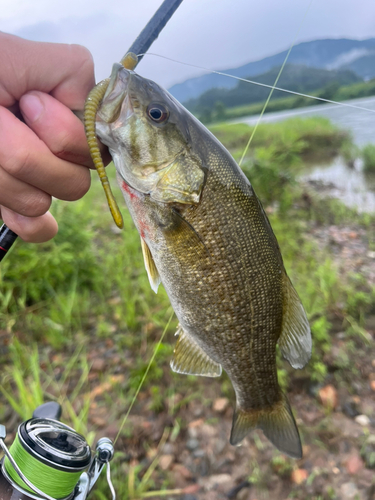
[32,402,62,421]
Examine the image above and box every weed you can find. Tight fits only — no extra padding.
[1,339,95,444]
[271,454,294,477]
[362,143,375,173]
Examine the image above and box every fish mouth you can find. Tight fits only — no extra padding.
[97,64,133,124]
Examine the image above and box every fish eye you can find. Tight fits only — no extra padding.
[147,103,169,123]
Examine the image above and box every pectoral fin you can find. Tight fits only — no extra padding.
[158,208,211,263]
[171,209,211,260]
[140,238,161,293]
[279,274,312,369]
[171,325,222,377]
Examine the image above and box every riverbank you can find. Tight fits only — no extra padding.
[198,79,375,124]
[1,117,374,499]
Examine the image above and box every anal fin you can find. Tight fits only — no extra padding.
[230,394,302,459]
[141,238,161,293]
[170,325,222,378]
[279,274,312,369]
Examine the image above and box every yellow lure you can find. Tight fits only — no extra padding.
[83,52,138,228]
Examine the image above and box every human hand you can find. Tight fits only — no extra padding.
[0,32,100,243]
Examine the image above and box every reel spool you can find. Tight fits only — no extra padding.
[0,416,115,500]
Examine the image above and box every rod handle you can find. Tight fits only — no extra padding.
[0,224,18,262]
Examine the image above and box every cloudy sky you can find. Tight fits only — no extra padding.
[1,0,375,88]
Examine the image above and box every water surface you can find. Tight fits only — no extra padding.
[237,96,375,212]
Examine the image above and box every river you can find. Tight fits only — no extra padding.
[237,96,375,213]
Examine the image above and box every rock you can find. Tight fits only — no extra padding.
[188,426,199,439]
[188,418,204,428]
[159,454,174,470]
[352,381,364,394]
[214,438,226,454]
[162,443,175,455]
[291,469,308,484]
[212,398,229,412]
[355,414,370,426]
[186,438,200,451]
[91,358,106,372]
[319,384,338,410]
[201,424,216,438]
[172,463,193,479]
[343,400,360,418]
[345,452,364,474]
[340,482,359,499]
[193,449,205,458]
[203,474,232,490]
[183,483,201,495]
[187,419,203,438]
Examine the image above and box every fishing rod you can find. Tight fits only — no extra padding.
[0,0,184,264]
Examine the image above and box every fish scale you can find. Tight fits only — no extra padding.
[125,142,284,411]
[95,65,311,458]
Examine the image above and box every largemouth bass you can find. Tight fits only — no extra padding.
[94,63,312,458]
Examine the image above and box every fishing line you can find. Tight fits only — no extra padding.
[239,0,313,165]
[138,55,375,116]
[114,310,175,445]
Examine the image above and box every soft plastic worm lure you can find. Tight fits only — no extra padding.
[84,52,138,229]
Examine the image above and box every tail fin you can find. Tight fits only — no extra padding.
[230,394,302,459]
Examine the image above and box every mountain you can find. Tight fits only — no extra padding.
[340,54,375,80]
[168,38,375,102]
[184,64,361,113]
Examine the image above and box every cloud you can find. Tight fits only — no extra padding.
[2,0,375,89]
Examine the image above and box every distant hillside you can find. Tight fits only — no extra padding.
[185,64,361,114]
[340,53,375,80]
[168,38,375,102]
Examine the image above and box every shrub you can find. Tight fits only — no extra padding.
[362,143,375,173]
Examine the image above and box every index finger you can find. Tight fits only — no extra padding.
[0,33,95,110]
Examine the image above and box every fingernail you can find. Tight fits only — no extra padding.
[21,93,43,123]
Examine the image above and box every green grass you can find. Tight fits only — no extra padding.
[209,117,351,165]
[362,143,375,173]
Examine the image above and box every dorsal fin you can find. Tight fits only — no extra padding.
[279,274,311,369]
[140,238,161,293]
[171,325,222,377]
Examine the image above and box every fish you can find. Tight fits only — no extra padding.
[93,62,312,458]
